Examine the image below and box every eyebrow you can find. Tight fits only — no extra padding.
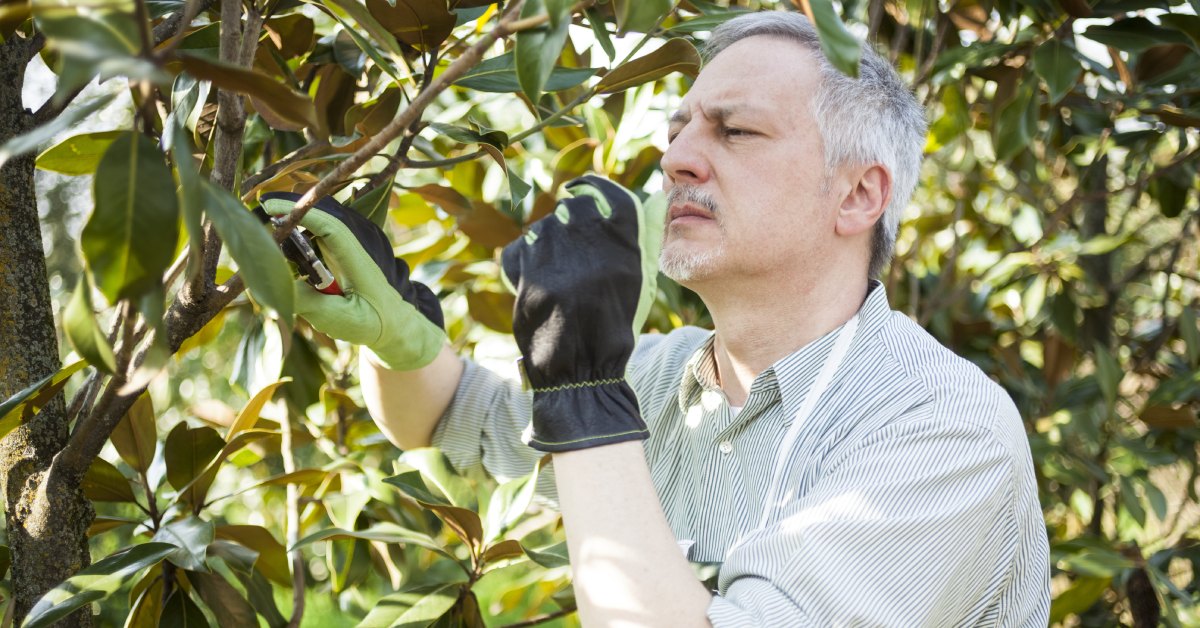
[668,104,767,126]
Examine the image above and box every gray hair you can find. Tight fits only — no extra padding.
[704,12,927,279]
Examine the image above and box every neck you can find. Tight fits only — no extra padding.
[699,272,868,406]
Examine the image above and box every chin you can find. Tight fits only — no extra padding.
[660,247,721,284]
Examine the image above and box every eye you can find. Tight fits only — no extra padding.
[722,126,752,138]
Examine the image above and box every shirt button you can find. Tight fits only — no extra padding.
[718,441,733,455]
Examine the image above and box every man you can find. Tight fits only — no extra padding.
[271,11,1050,626]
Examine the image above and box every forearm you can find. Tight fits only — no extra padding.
[554,441,713,627]
[360,344,463,450]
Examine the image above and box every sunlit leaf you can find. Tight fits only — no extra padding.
[64,278,116,373]
[1049,576,1110,623]
[598,38,700,94]
[483,462,539,542]
[82,131,180,304]
[151,516,215,572]
[23,543,176,628]
[214,525,291,586]
[110,393,157,474]
[227,379,290,441]
[0,360,87,442]
[82,457,137,503]
[291,523,453,559]
[523,540,569,568]
[401,448,477,509]
[35,130,123,175]
[175,54,320,131]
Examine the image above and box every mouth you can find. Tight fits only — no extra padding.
[668,202,715,224]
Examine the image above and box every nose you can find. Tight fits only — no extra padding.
[661,124,711,188]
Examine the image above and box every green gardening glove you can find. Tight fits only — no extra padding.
[260,193,446,371]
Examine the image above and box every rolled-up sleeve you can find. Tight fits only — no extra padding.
[708,417,1022,627]
[431,358,555,494]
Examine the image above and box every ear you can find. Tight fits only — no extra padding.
[834,164,891,237]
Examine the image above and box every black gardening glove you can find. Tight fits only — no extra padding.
[501,175,664,453]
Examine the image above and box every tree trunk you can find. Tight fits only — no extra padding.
[0,35,95,627]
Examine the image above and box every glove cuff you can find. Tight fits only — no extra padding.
[526,380,649,452]
[364,316,445,371]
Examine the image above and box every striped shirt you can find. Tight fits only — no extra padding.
[433,282,1051,626]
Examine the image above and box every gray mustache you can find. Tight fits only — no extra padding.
[667,186,719,214]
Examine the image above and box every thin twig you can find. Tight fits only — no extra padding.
[501,606,577,628]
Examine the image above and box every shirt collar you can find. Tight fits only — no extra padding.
[675,280,892,417]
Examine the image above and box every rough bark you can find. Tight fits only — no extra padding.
[0,34,95,627]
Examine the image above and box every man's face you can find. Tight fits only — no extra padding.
[660,36,834,287]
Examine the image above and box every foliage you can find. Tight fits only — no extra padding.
[0,0,1197,626]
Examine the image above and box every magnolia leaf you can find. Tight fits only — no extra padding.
[598,38,701,94]
[189,571,257,628]
[151,515,215,572]
[0,360,87,442]
[125,572,164,628]
[202,181,294,324]
[1032,40,1081,104]
[227,379,291,441]
[808,0,860,78]
[365,0,455,50]
[291,523,453,559]
[176,54,320,131]
[214,525,291,586]
[110,393,157,474]
[159,589,209,628]
[401,448,477,509]
[35,130,123,175]
[23,543,176,628]
[612,0,671,34]
[994,80,1038,161]
[358,584,463,628]
[455,52,596,93]
[175,429,277,512]
[515,0,573,102]
[82,131,180,304]
[164,422,225,493]
[467,289,515,333]
[480,539,524,564]
[64,278,116,373]
[81,457,137,503]
[483,463,540,542]
[523,540,569,568]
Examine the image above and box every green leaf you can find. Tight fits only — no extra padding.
[1180,307,1200,367]
[994,80,1038,162]
[665,11,748,34]
[428,122,509,149]
[401,448,477,509]
[202,181,294,324]
[1159,13,1200,51]
[1142,478,1168,521]
[1032,40,1081,104]
[82,131,180,304]
[159,589,210,628]
[82,456,137,503]
[455,52,596,93]
[214,525,291,586]
[168,121,205,282]
[483,464,541,542]
[175,54,320,131]
[0,360,87,442]
[190,571,257,628]
[1148,167,1193,218]
[516,0,573,102]
[384,470,451,505]
[0,94,117,168]
[126,574,164,628]
[64,278,117,373]
[207,542,288,628]
[365,0,456,50]
[151,516,215,572]
[32,5,165,99]
[23,543,177,628]
[390,582,461,627]
[35,130,123,175]
[164,423,225,494]
[291,523,453,559]
[612,0,671,35]
[319,1,406,82]
[358,584,463,628]
[523,540,569,568]
[1093,344,1122,411]
[110,393,158,474]
[1049,576,1111,624]
[1058,547,1135,578]
[1082,18,1191,53]
[349,182,393,229]
[227,379,290,441]
[598,37,700,94]
[0,545,9,580]
[174,429,277,513]
[808,0,861,78]
[585,7,616,61]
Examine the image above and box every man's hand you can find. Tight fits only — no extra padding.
[501,176,664,452]
[259,192,445,371]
